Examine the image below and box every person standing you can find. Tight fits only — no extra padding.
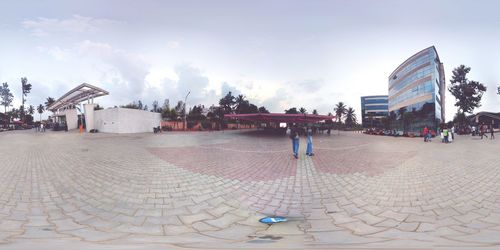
[480,123,488,139]
[306,127,314,156]
[451,126,455,141]
[423,126,429,142]
[443,127,449,143]
[490,123,495,140]
[290,126,300,159]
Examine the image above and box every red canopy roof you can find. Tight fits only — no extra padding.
[225,113,335,123]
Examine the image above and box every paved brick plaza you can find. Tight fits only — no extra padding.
[0,130,499,249]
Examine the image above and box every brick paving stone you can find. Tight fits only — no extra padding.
[1,130,499,248]
[64,227,129,242]
[354,212,385,225]
[339,221,387,235]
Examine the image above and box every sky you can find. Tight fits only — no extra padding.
[0,0,499,121]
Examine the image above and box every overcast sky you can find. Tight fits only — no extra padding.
[1,0,499,121]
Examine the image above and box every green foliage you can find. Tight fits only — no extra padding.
[27,105,35,115]
[37,104,44,122]
[45,97,55,110]
[448,65,487,114]
[0,82,14,114]
[121,100,143,110]
[94,104,104,110]
[219,91,235,115]
[187,105,206,121]
[258,106,269,113]
[344,107,357,127]
[334,102,347,123]
[285,107,298,114]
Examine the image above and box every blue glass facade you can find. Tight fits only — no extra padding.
[361,95,388,128]
[388,46,445,133]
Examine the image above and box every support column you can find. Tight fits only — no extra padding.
[84,104,96,132]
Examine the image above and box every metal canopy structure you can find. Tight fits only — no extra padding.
[225,113,335,123]
[48,83,109,112]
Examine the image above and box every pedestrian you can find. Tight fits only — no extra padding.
[40,123,44,133]
[443,127,449,143]
[439,127,444,143]
[290,126,300,159]
[423,126,429,142]
[306,127,314,156]
[480,123,488,139]
[451,126,455,141]
[491,124,495,139]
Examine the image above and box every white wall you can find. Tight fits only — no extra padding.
[94,107,161,133]
[60,108,78,130]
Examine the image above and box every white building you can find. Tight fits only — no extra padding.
[48,83,161,133]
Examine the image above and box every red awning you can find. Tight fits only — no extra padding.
[225,113,335,123]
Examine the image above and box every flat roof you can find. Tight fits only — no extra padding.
[48,83,109,111]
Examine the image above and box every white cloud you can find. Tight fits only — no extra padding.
[22,15,122,37]
[36,46,70,61]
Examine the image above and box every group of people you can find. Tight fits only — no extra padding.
[423,122,496,143]
[476,123,495,140]
[440,126,454,143]
[35,123,46,132]
[423,126,455,143]
[288,126,314,159]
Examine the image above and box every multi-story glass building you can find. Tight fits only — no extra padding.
[361,95,388,128]
[388,46,445,133]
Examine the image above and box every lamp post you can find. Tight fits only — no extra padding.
[184,91,190,131]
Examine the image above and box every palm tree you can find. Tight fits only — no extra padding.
[334,102,347,123]
[45,97,55,110]
[28,105,35,116]
[344,107,357,128]
[20,77,32,122]
[37,104,44,122]
[299,107,307,114]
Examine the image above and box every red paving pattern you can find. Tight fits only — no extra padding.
[312,147,415,176]
[148,145,297,181]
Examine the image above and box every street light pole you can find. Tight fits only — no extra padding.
[184,91,190,131]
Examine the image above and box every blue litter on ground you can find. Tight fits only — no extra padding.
[259,216,287,225]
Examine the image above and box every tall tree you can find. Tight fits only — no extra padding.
[152,100,159,112]
[299,107,307,114]
[344,107,357,127]
[284,107,298,114]
[20,77,32,122]
[174,100,185,119]
[219,91,235,115]
[0,82,14,114]
[448,65,487,114]
[45,97,55,110]
[334,102,347,123]
[258,106,269,113]
[28,105,35,116]
[37,104,44,122]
